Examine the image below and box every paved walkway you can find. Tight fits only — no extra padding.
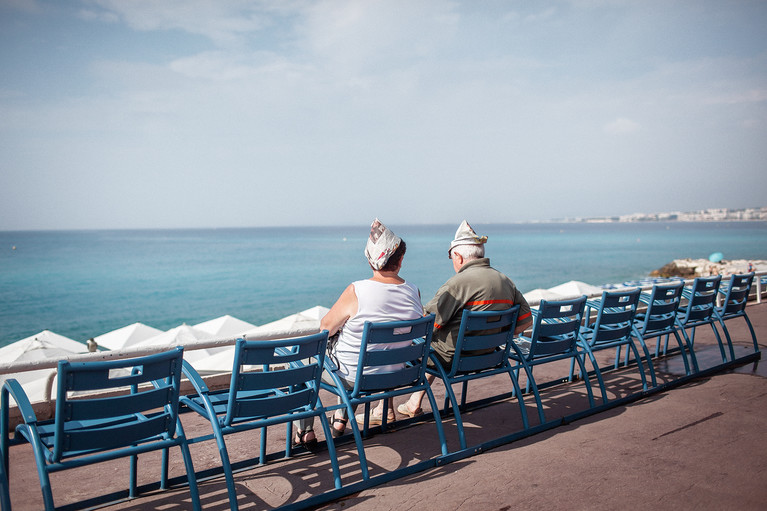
[4,303,766,510]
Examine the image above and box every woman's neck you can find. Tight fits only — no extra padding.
[370,270,404,284]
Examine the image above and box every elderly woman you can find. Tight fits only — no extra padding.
[293,219,423,449]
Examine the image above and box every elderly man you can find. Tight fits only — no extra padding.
[398,220,532,417]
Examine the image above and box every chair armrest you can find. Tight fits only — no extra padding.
[181,360,209,395]
[1,379,37,426]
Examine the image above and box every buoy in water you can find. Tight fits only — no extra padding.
[708,252,724,263]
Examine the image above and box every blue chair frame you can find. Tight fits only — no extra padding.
[715,273,759,357]
[180,332,340,511]
[426,306,528,451]
[677,276,727,366]
[509,296,593,424]
[0,347,201,511]
[322,314,448,480]
[573,288,653,402]
[632,281,696,376]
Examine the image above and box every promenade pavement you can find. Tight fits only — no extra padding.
[4,302,766,511]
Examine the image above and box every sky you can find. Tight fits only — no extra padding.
[1,0,766,231]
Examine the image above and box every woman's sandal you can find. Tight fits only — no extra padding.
[329,416,348,438]
[293,429,319,452]
[397,403,423,418]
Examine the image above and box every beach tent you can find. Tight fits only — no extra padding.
[131,324,214,365]
[193,315,256,338]
[0,330,88,403]
[93,322,164,351]
[546,280,604,299]
[523,288,567,305]
[192,315,256,357]
[194,307,329,375]
[243,305,329,340]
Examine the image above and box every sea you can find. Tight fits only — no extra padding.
[1,222,766,350]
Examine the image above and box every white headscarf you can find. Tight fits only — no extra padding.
[364,218,402,270]
[448,220,487,257]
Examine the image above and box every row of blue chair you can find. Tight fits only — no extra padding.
[1,273,759,510]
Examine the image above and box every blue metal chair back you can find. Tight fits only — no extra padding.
[719,273,754,318]
[223,334,325,427]
[635,281,684,336]
[678,275,721,324]
[583,289,641,347]
[449,306,520,376]
[52,349,184,461]
[351,315,434,397]
[526,296,587,359]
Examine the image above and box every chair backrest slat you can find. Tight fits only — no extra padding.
[235,365,317,394]
[63,414,171,453]
[587,289,640,346]
[527,297,586,359]
[638,282,684,334]
[720,273,754,316]
[358,365,421,392]
[232,387,314,420]
[450,307,519,375]
[65,385,172,421]
[363,343,424,368]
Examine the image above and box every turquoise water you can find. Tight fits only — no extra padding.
[1,222,765,348]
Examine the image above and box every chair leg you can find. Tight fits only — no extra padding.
[628,342,649,391]
[573,356,596,409]
[676,327,699,373]
[175,425,202,511]
[442,380,467,451]
[316,412,343,489]
[423,387,449,456]
[582,348,608,404]
[636,337,658,387]
[506,367,530,430]
[519,363,546,424]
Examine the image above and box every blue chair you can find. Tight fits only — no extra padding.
[322,314,448,480]
[426,306,529,451]
[573,288,652,402]
[0,347,201,511]
[509,296,593,424]
[180,331,340,511]
[632,281,696,375]
[715,273,759,357]
[677,276,727,366]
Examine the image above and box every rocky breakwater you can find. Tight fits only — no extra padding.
[650,258,767,278]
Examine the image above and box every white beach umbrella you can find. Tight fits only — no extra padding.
[0,330,87,363]
[523,289,567,305]
[243,306,329,340]
[0,330,88,404]
[193,315,255,356]
[193,315,255,338]
[546,280,604,299]
[93,322,164,351]
[132,324,214,364]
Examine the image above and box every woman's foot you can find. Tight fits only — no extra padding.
[329,415,348,438]
[293,429,318,451]
[397,402,423,418]
[355,409,396,426]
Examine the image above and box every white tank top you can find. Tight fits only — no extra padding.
[334,279,423,382]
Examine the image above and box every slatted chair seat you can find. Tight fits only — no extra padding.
[0,347,201,511]
[426,306,529,451]
[180,331,340,511]
[322,314,448,480]
[509,296,592,425]
[715,272,759,356]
